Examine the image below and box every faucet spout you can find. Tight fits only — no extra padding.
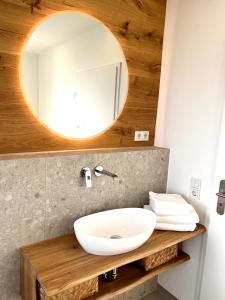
[95,166,118,178]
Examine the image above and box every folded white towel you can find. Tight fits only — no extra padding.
[144,205,199,224]
[149,192,192,214]
[155,222,197,232]
[151,206,193,216]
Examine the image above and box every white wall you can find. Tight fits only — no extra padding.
[156,0,225,299]
[38,25,128,138]
[21,52,39,114]
[38,47,54,125]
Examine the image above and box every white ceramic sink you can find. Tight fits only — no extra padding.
[74,208,156,256]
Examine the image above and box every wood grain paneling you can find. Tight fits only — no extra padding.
[0,0,166,156]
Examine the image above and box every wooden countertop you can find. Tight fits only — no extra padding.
[21,224,206,298]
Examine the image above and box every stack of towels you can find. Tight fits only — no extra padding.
[144,191,199,231]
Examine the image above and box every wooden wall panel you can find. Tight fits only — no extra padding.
[0,0,166,156]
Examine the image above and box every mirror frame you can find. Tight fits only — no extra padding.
[0,0,166,157]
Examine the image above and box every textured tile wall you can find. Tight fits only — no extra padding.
[0,148,169,300]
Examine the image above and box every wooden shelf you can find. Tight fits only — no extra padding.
[21,224,206,300]
[87,252,190,300]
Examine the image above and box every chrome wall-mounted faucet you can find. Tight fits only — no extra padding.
[94,166,118,179]
[80,167,92,188]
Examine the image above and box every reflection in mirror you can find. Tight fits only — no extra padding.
[21,12,128,138]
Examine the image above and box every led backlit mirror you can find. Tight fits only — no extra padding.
[21,12,128,139]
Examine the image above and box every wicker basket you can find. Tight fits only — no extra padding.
[139,244,178,271]
[39,277,98,300]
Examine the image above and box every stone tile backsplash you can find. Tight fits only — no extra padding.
[0,148,169,300]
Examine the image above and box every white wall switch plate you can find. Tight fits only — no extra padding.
[190,177,201,201]
[134,131,149,141]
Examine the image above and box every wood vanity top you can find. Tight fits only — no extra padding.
[21,224,206,298]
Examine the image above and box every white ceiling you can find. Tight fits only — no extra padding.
[25,12,99,54]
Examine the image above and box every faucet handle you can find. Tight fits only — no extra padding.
[94,166,104,177]
[94,166,118,178]
[81,167,92,188]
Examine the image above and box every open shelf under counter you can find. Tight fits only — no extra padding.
[86,253,190,300]
[20,224,206,300]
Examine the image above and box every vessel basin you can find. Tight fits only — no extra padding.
[74,208,156,256]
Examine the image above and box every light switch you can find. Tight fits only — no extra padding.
[190,177,201,201]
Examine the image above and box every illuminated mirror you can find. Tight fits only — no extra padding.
[20,12,128,138]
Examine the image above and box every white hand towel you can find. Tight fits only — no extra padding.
[155,222,197,232]
[144,205,199,224]
[149,191,191,213]
[151,206,193,216]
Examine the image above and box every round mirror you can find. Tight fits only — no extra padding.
[20,12,128,139]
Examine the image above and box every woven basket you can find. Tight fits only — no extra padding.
[39,277,98,300]
[139,244,178,271]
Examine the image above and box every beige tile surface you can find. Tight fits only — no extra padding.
[141,291,166,300]
[141,286,178,300]
[0,148,169,299]
[113,278,158,300]
[0,158,46,300]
